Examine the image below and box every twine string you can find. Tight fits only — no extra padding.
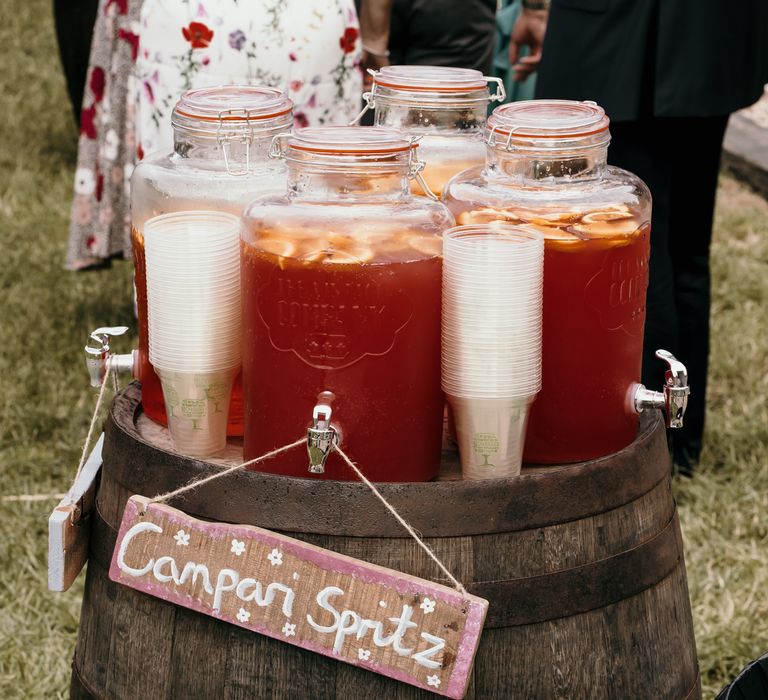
[144,437,306,510]
[332,443,468,596]
[70,358,114,497]
[5,362,115,507]
[22,357,470,598]
[142,433,468,597]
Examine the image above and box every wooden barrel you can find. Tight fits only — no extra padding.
[71,383,700,699]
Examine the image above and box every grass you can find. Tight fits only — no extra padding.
[0,1,767,698]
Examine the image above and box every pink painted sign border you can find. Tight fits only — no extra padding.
[109,496,488,698]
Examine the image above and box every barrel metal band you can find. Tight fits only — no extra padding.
[89,496,683,629]
[469,509,683,627]
[104,383,671,538]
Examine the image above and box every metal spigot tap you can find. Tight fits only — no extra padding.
[307,402,339,474]
[84,326,136,388]
[634,349,690,428]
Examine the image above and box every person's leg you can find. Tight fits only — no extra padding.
[608,119,678,390]
[53,0,100,127]
[667,115,729,468]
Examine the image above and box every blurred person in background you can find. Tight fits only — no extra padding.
[65,0,362,271]
[358,0,497,88]
[509,0,768,475]
[54,0,100,127]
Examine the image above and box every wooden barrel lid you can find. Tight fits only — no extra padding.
[103,383,671,537]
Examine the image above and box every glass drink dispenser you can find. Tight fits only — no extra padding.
[131,86,293,436]
[360,66,505,197]
[443,100,687,464]
[240,127,455,481]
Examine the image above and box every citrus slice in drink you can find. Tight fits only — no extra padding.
[515,222,582,247]
[322,247,375,264]
[406,233,443,258]
[572,216,638,238]
[457,207,521,225]
[257,237,297,258]
[301,234,375,264]
[580,207,634,223]
[528,211,583,226]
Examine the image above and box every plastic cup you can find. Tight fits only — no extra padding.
[441,226,544,445]
[446,394,535,480]
[155,368,237,458]
[442,383,542,400]
[441,341,542,356]
[442,368,542,392]
[145,210,242,379]
[441,363,542,379]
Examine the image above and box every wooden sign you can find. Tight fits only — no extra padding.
[110,495,488,698]
[48,434,104,592]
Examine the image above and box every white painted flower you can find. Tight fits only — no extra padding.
[292,572,300,581]
[267,548,283,566]
[358,648,371,661]
[100,128,119,161]
[427,674,441,688]
[236,608,250,623]
[74,167,96,195]
[230,539,246,556]
[173,529,190,546]
[379,600,387,608]
[420,597,436,614]
[282,622,296,637]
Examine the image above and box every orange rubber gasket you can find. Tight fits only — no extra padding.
[288,143,417,155]
[374,79,488,93]
[491,124,609,139]
[175,106,292,121]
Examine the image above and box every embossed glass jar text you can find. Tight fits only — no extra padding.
[240,127,455,481]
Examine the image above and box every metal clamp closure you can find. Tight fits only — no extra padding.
[351,70,505,126]
[486,124,520,152]
[486,76,507,103]
[406,135,438,200]
[348,72,379,125]
[217,109,256,176]
[268,132,291,161]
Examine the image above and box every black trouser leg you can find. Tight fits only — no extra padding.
[667,115,729,462]
[608,119,678,382]
[53,0,100,127]
[608,116,728,467]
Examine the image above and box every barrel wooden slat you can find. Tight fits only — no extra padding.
[73,556,114,693]
[169,611,231,698]
[105,583,175,697]
[101,383,670,537]
[471,478,673,581]
[71,384,700,699]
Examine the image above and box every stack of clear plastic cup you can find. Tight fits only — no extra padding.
[145,211,242,458]
[442,224,544,479]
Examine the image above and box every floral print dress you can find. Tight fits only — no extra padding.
[66,0,362,270]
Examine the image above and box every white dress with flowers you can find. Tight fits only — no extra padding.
[66,0,362,270]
